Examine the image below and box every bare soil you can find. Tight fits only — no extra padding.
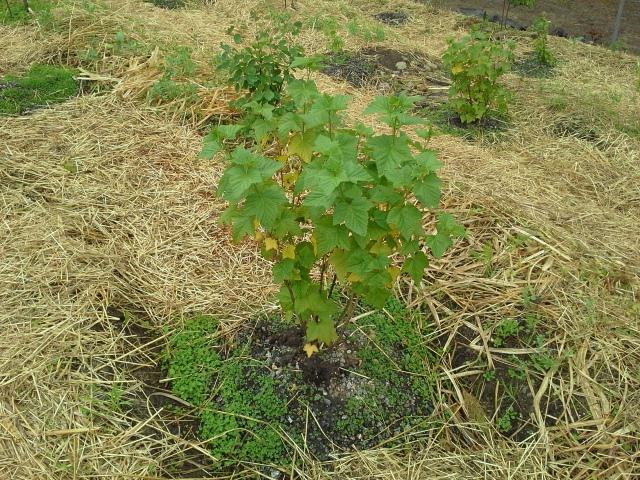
[431,0,640,52]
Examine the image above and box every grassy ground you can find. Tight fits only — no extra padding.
[1,0,639,478]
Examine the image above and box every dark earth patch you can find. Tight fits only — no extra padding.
[430,0,640,52]
[144,0,185,9]
[373,11,409,26]
[446,308,575,440]
[321,46,449,102]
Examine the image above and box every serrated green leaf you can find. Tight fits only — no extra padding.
[414,173,441,208]
[415,150,442,173]
[403,251,428,283]
[199,132,222,159]
[270,209,302,238]
[437,213,466,237]
[366,134,413,182]
[314,216,350,256]
[220,206,255,241]
[288,131,316,162]
[426,232,452,258]
[243,183,288,229]
[387,204,423,239]
[287,78,320,106]
[296,242,317,269]
[333,196,371,236]
[273,259,298,282]
[306,316,338,345]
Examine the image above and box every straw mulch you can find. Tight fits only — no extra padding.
[1,0,639,478]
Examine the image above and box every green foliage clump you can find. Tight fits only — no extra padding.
[167,320,289,466]
[148,46,199,105]
[199,364,288,465]
[442,31,514,124]
[0,64,77,115]
[1,0,52,24]
[496,405,519,432]
[491,318,521,347]
[166,316,221,406]
[532,16,556,67]
[216,16,304,107]
[204,27,464,345]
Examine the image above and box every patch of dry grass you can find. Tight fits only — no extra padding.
[1,0,638,478]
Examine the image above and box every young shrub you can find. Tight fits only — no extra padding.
[204,92,463,346]
[532,16,556,66]
[216,17,304,107]
[442,31,515,124]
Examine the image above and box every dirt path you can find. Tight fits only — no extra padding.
[433,0,640,52]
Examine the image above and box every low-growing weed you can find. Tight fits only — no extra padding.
[491,318,521,347]
[0,64,77,115]
[496,405,519,432]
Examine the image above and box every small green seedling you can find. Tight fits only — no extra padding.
[496,405,519,432]
[492,318,520,347]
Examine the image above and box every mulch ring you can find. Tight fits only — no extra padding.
[321,46,450,101]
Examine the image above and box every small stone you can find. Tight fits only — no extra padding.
[346,349,352,354]
[395,61,407,71]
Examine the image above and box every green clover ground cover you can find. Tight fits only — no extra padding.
[165,300,438,470]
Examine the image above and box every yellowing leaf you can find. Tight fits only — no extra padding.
[264,237,278,251]
[347,272,364,283]
[282,244,296,259]
[283,171,299,188]
[387,266,401,282]
[451,64,465,74]
[303,342,319,358]
[287,132,314,163]
[253,218,261,230]
[254,231,264,241]
[276,155,289,163]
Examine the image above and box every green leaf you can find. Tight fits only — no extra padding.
[216,124,243,140]
[244,183,288,229]
[199,132,222,159]
[387,204,423,239]
[426,232,452,258]
[287,78,320,106]
[415,150,442,173]
[296,242,317,269]
[366,134,413,182]
[290,55,325,71]
[403,251,428,283]
[218,149,281,202]
[220,206,255,241]
[288,131,316,162]
[333,195,371,236]
[437,213,466,237]
[314,216,351,256]
[270,209,302,238]
[273,259,298,282]
[306,316,338,345]
[413,173,441,209]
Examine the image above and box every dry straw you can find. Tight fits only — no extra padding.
[1,0,639,478]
